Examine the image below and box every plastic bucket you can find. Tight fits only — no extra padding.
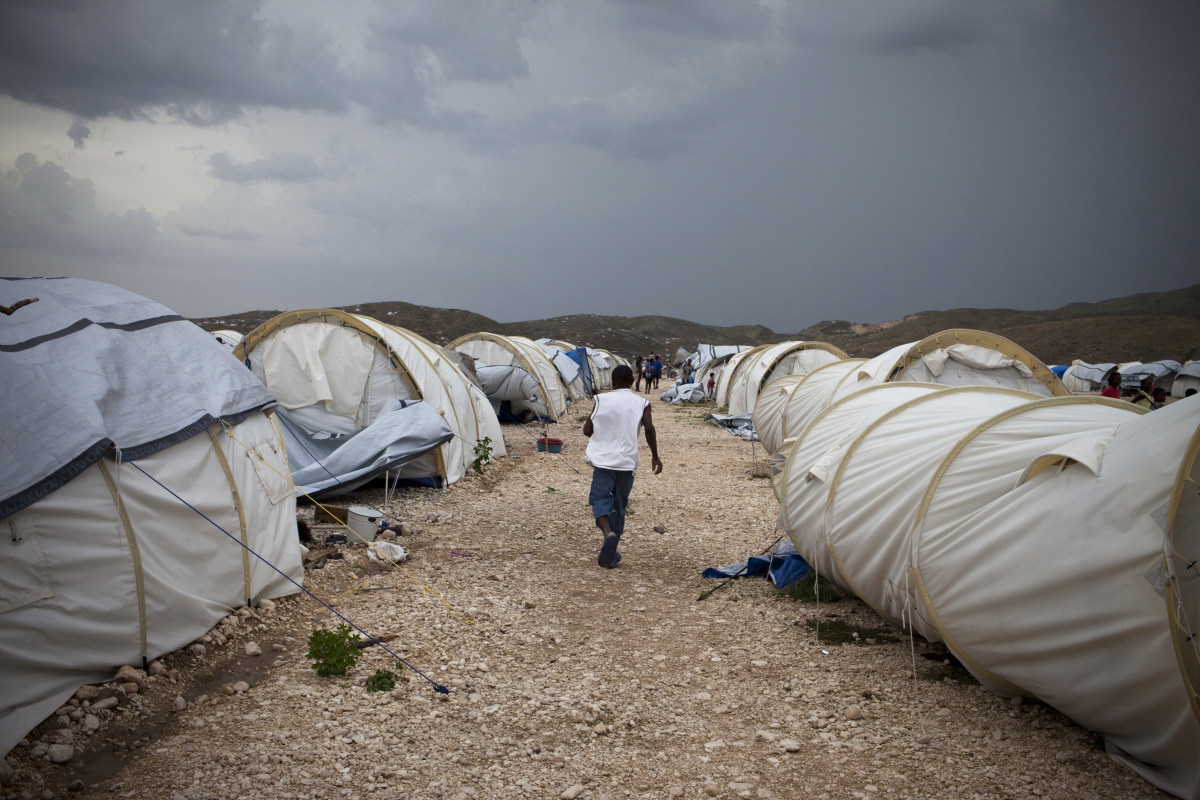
[347,505,382,543]
[537,437,563,453]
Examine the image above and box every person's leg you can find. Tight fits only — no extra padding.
[609,471,634,536]
[590,468,621,567]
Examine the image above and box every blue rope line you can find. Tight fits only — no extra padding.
[123,458,449,694]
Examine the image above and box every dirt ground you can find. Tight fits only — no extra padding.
[1,396,1171,800]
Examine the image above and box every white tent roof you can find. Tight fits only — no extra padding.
[1061,361,1116,392]
[724,341,847,416]
[834,329,1067,402]
[2,278,276,518]
[752,359,867,455]
[449,332,569,421]
[237,309,506,489]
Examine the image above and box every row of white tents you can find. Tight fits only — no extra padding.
[1061,358,1198,397]
[732,329,1198,798]
[0,279,630,756]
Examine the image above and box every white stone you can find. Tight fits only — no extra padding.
[47,744,74,763]
[245,642,262,656]
[559,783,584,799]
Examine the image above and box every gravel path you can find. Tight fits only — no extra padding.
[2,399,1170,800]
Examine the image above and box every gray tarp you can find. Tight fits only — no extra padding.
[1,277,275,519]
[706,413,758,441]
[661,382,709,404]
[476,364,549,419]
[276,399,454,497]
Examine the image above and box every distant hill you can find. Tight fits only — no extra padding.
[193,283,1200,365]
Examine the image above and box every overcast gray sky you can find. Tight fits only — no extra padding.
[1,0,1197,332]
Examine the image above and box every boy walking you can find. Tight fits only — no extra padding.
[583,365,663,568]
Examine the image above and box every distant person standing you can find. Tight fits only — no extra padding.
[634,356,644,393]
[583,365,662,569]
[650,355,663,390]
[706,372,715,398]
[1101,372,1121,399]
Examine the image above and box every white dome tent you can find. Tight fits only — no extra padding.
[1,278,302,756]
[1173,361,1200,399]
[449,332,569,422]
[724,341,848,416]
[751,359,867,456]
[237,309,506,493]
[833,329,1068,402]
[1060,361,1118,393]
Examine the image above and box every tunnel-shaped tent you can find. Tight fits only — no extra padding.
[724,341,848,416]
[912,397,1199,798]
[771,366,1196,796]
[752,359,867,455]
[1061,361,1117,393]
[448,332,568,422]
[237,309,505,492]
[1,278,302,756]
[833,329,1067,401]
[1173,362,1200,398]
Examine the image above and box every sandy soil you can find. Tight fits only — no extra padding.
[1,395,1170,800]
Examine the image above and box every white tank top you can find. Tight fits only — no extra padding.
[585,389,648,472]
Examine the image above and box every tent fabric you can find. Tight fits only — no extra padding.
[237,310,505,490]
[1172,361,1200,398]
[661,381,709,404]
[705,413,758,441]
[276,400,454,497]
[1,277,276,519]
[712,347,759,407]
[536,340,588,400]
[1,278,302,757]
[751,360,867,456]
[449,332,568,422]
[914,397,1199,798]
[771,368,1197,796]
[702,538,811,589]
[835,330,1067,402]
[723,341,848,416]
[1120,360,1183,393]
[1062,361,1117,393]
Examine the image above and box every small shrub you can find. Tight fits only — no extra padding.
[306,624,361,677]
[365,665,402,692]
[804,617,897,646]
[777,574,847,603]
[917,649,977,684]
[472,437,494,473]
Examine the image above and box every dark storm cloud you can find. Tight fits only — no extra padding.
[609,0,773,41]
[364,3,531,83]
[66,119,90,150]
[208,152,328,184]
[0,0,349,124]
[0,154,157,255]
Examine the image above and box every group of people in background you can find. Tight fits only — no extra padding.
[1101,372,1185,410]
[633,354,664,393]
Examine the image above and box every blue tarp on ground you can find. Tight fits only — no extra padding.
[702,537,811,588]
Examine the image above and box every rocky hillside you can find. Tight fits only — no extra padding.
[193,283,1200,365]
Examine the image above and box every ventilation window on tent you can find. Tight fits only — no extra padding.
[1,515,54,614]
